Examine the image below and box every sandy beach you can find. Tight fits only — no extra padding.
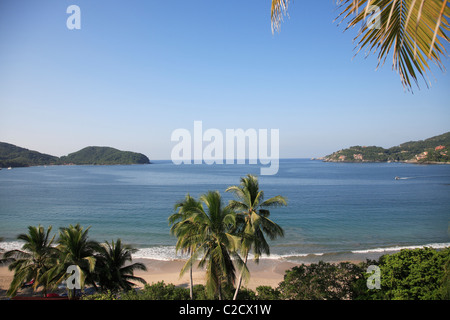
[0,258,300,299]
[132,258,299,290]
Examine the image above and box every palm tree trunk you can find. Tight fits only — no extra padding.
[233,252,248,300]
[189,260,193,300]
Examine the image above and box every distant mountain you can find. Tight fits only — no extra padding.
[321,132,450,164]
[59,146,150,165]
[0,142,59,168]
[0,143,150,168]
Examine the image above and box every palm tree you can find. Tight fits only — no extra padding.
[169,194,204,299]
[54,224,99,297]
[271,0,449,91]
[179,191,245,300]
[3,225,58,297]
[0,237,4,256]
[95,239,147,293]
[226,174,287,300]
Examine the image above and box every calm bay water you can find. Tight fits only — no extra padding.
[1,159,449,263]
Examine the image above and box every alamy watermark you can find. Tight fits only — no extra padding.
[66,5,81,30]
[171,121,280,175]
[66,265,81,290]
[365,5,381,30]
[366,265,381,290]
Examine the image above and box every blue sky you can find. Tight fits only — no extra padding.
[0,0,449,160]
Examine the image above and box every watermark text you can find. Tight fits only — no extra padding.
[171,121,280,175]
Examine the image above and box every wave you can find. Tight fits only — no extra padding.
[351,242,450,254]
[0,241,25,252]
[132,246,187,261]
[2,241,449,262]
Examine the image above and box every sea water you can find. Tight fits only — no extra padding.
[1,159,449,263]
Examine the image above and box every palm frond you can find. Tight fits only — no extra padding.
[271,0,290,33]
[336,0,450,91]
[260,195,288,208]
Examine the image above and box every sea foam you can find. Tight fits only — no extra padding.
[2,241,449,262]
[351,242,450,254]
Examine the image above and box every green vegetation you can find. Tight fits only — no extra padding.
[169,194,205,300]
[1,225,59,297]
[1,224,146,298]
[374,247,450,300]
[59,146,150,165]
[225,174,287,300]
[83,247,450,300]
[278,261,366,300]
[171,190,247,300]
[2,175,448,300]
[0,142,59,168]
[168,174,287,300]
[0,142,150,167]
[84,281,258,300]
[95,239,147,293]
[278,247,449,300]
[323,131,450,163]
[2,225,448,300]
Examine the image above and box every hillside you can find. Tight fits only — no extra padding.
[0,142,59,168]
[0,143,150,168]
[322,132,450,163]
[59,146,150,165]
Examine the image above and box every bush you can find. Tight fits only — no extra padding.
[278,261,367,300]
[82,290,118,300]
[121,281,190,300]
[192,283,257,300]
[276,248,449,300]
[256,286,281,300]
[376,247,450,300]
[84,247,450,300]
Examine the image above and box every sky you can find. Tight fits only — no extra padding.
[0,0,449,160]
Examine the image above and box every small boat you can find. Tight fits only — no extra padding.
[394,176,400,180]
[7,167,12,170]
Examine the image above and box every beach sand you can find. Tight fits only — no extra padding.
[132,258,298,291]
[0,258,299,298]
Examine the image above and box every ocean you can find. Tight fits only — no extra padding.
[1,159,449,263]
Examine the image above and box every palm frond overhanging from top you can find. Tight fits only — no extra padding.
[271,0,450,91]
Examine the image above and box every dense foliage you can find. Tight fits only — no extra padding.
[168,174,287,300]
[82,247,449,300]
[0,142,59,168]
[375,247,450,300]
[278,261,366,300]
[59,146,150,165]
[278,247,450,300]
[2,224,146,298]
[0,142,150,167]
[323,132,450,163]
[85,281,259,300]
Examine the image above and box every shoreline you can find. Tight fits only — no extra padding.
[2,244,447,299]
[0,258,329,299]
[132,258,303,291]
[0,258,302,297]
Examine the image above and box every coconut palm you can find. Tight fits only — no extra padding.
[95,239,147,293]
[271,0,449,91]
[3,225,58,297]
[54,224,99,297]
[0,237,4,256]
[179,191,245,300]
[169,194,204,299]
[226,174,287,300]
